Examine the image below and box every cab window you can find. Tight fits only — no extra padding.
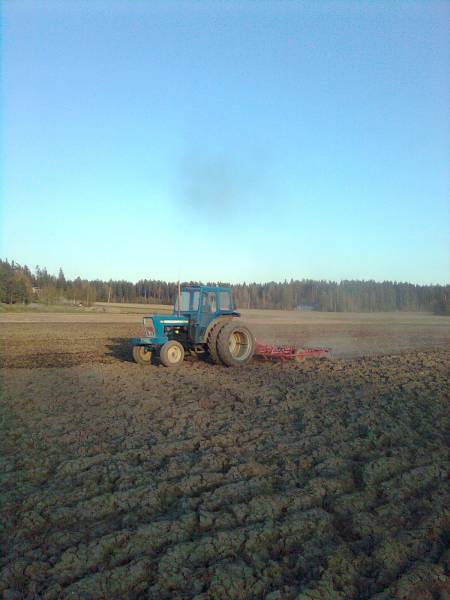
[191,290,200,310]
[219,291,232,310]
[202,292,217,313]
[174,290,200,312]
[175,291,190,312]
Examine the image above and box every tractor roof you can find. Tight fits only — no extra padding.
[181,285,231,293]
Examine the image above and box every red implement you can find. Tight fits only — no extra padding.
[255,341,330,361]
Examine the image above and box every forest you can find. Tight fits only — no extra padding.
[0,259,448,314]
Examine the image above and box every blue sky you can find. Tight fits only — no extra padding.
[1,0,449,284]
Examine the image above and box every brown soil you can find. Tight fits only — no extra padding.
[0,315,449,599]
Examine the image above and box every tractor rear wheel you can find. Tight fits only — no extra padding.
[132,345,152,365]
[160,340,185,367]
[207,319,229,364]
[216,321,255,367]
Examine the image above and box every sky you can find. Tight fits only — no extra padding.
[1,0,449,284]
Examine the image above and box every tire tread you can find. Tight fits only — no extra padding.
[207,320,229,365]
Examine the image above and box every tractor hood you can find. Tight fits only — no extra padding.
[130,314,189,347]
[151,315,189,331]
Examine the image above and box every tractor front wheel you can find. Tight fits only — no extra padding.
[216,321,255,367]
[132,345,152,365]
[160,341,185,367]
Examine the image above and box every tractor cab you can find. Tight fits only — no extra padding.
[129,285,254,367]
[174,286,239,339]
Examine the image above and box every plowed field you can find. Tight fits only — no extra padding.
[1,313,449,599]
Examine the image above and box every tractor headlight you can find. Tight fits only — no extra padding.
[143,317,155,337]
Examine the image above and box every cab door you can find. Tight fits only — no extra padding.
[199,291,218,338]
[187,289,201,341]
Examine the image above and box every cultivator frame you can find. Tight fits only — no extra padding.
[255,341,330,361]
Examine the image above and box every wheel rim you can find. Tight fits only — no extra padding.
[228,329,252,361]
[168,345,182,363]
[138,347,151,362]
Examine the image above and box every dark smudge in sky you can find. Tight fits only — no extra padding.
[179,156,239,216]
[176,149,276,225]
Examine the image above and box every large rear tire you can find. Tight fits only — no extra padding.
[207,319,229,365]
[132,345,152,365]
[216,321,255,367]
[160,340,185,367]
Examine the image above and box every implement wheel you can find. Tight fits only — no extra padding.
[160,341,185,367]
[216,320,255,367]
[132,345,152,365]
[207,319,229,365]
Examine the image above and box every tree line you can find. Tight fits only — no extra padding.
[1,259,448,314]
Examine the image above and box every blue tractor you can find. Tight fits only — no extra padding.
[129,286,255,367]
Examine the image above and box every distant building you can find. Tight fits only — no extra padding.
[296,304,314,311]
[32,286,41,295]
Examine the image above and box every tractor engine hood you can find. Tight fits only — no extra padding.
[130,314,189,347]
